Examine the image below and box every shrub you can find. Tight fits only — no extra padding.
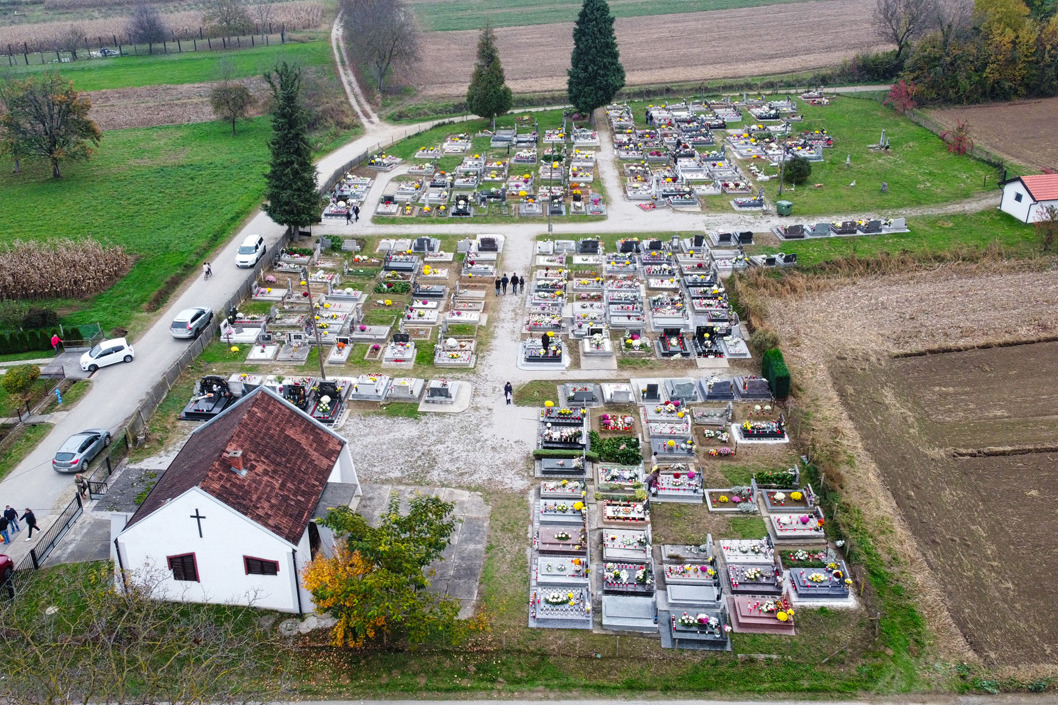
[588,431,642,465]
[22,307,59,330]
[763,347,791,399]
[749,327,780,353]
[1,364,41,399]
[782,156,811,185]
[0,300,29,330]
[753,468,798,489]
[328,236,343,251]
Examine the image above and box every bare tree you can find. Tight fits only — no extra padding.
[340,0,421,94]
[203,0,254,37]
[211,81,256,135]
[933,0,974,46]
[0,563,281,704]
[252,0,275,31]
[127,3,169,52]
[873,0,938,59]
[54,24,86,60]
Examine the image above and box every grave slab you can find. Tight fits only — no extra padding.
[417,380,472,413]
[601,595,658,633]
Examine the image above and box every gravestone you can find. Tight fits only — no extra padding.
[392,332,410,344]
[577,238,599,254]
[737,231,754,245]
[479,237,498,252]
[715,232,733,245]
[643,383,660,401]
[693,234,705,247]
[784,224,805,238]
[648,239,663,251]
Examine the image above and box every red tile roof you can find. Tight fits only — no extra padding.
[1020,174,1058,202]
[127,388,345,545]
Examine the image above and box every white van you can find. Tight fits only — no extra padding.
[235,234,266,268]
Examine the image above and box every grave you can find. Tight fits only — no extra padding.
[639,381,662,403]
[518,339,567,371]
[308,379,348,425]
[719,538,775,564]
[603,561,655,595]
[326,338,352,365]
[403,308,439,326]
[413,283,448,299]
[858,219,882,234]
[600,500,650,528]
[434,337,476,367]
[726,594,795,635]
[279,377,314,410]
[601,595,658,633]
[595,463,643,494]
[179,376,237,421]
[734,417,788,444]
[528,586,592,630]
[347,374,391,402]
[831,220,858,235]
[601,383,635,404]
[719,337,752,359]
[225,373,263,396]
[727,563,784,596]
[661,609,732,651]
[787,560,852,601]
[276,332,313,363]
[767,509,827,547]
[652,437,695,457]
[451,195,473,218]
[387,377,424,402]
[560,384,601,406]
[537,498,587,525]
[602,528,651,563]
[539,424,586,450]
[654,467,704,504]
[665,378,701,404]
[734,375,774,401]
[534,556,589,587]
[700,377,736,401]
[705,485,756,513]
[348,324,391,343]
[657,330,691,358]
[424,378,455,405]
[538,457,586,477]
[692,403,733,427]
[536,524,587,555]
[382,334,417,368]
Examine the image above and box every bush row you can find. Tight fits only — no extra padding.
[762,348,791,399]
[0,329,60,355]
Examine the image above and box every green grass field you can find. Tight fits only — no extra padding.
[0,119,272,331]
[0,38,332,91]
[407,0,803,32]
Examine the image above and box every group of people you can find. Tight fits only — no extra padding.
[344,205,361,224]
[495,273,522,295]
[0,505,39,544]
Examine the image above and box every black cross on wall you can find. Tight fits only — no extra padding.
[190,508,206,538]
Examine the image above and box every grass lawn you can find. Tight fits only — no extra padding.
[0,423,51,482]
[756,96,997,215]
[407,0,807,31]
[0,119,272,333]
[754,210,1041,268]
[0,38,334,91]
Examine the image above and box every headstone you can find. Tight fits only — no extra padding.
[392,332,410,344]
[648,239,663,250]
[644,383,660,401]
[479,237,498,252]
[737,231,754,245]
[693,234,705,247]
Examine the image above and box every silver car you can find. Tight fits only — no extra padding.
[170,307,214,339]
[52,429,111,473]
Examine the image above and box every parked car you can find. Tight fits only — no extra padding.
[235,234,266,268]
[170,307,214,339]
[80,337,134,372]
[0,554,12,587]
[51,428,111,473]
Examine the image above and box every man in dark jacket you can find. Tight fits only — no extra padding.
[3,505,18,533]
[21,508,38,539]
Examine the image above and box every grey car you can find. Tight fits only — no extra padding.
[170,307,213,339]
[52,429,111,473]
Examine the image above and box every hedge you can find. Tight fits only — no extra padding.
[588,431,643,465]
[762,347,791,399]
[532,449,584,459]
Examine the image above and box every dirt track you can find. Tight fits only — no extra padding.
[416,0,889,97]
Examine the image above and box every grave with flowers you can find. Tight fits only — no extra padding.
[385,377,424,402]
[642,405,691,439]
[434,336,476,367]
[652,437,695,458]
[759,485,814,513]
[727,594,796,635]
[700,377,736,402]
[604,256,639,275]
[534,556,589,588]
[347,374,392,402]
[603,561,655,596]
[381,333,416,368]
[601,499,650,528]
[528,586,593,630]
[654,465,704,503]
[595,463,643,493]
[306,379,349,425]
[603,527,651,563]
[733,417,788,444]
[520,338,567,371]
[540,478,586,499]
[621,332,652,355]
[537,497,587,525]
[539,424,586,451]
[536,523,587,555]
[786,557,853,603]
[727,558,784,596]
[767,507,827,547]
[656,328,692,358]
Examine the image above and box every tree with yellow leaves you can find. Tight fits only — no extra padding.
[303,491,470,649]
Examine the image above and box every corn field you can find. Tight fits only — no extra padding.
[0,239,130,300]
[0,2,323,53]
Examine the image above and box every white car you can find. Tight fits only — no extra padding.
[80,337,135,372]
[235,234,266,268]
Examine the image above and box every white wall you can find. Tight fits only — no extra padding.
[1001,181,1034,223]
[331,445,361,490]
[115,488,304,613]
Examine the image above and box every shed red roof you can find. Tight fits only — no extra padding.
[1020,174,1058,202]
[127,387,345,544]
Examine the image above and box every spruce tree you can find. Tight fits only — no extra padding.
[567,0,625,119]
[466,25,513,130]
[263,62,319,235]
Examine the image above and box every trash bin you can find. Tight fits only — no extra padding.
[776,200,794,217]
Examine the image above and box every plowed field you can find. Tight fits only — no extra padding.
[416,0,887,97]
[930,97,1058,171]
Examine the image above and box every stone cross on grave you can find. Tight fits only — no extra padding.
[190,508,206,538]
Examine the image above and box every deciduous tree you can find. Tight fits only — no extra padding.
[0,73,102,179]
[339,0,421,94]
[1036,204,1058,251]
[1,364,40,399]
[303,491,473,649]
[884,78,919,113]
[874,0,937,59]
[203,0,254,37]
[466,25,512,130]
[940,118,974,153]
[974,0,1031,33]
[263,62,319,234]
[55,25,87,60]
[567,0,625,118]
[782,155,812,185]
[211,81,255,135]
[127,4,169,52]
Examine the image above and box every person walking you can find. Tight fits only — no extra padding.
[203,262,212,279]
[345,209,352,225]
[510,274,519,294]
[501,274,509,294]
[495,277,502,295]
[74,473,89,499]
[21,508,38,540]
[50,333,63,352]
[4,506,19,533]
[0,516,9,545]
[352,205,360,222]
[504,381,513,405]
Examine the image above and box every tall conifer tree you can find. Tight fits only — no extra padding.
[567,0,625,119]
[466,25,513,130]
[263,62,318,234]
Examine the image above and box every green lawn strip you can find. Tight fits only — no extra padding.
[727,515,768,539]
[38,379,91,414]
[0,350,56,364]
[754,211,1040,268]
[0,119,271,332]
[512,379,556,406]
[757,97,996,215]
[408,0,808,31]
[0,422,51,482]
[0,39,333,91]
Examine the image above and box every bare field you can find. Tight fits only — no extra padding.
[416,0,887,97]
[929,98,1058,171]
[88,79,267,130]
[761,264,1058,669]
